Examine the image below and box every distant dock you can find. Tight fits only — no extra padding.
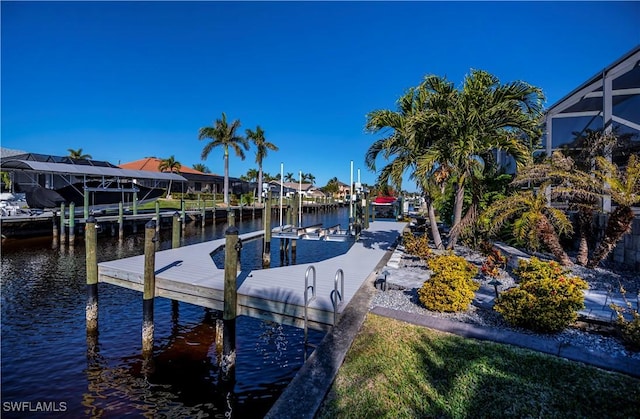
[98,220,405,331]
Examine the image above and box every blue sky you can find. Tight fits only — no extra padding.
[2,1,639,190]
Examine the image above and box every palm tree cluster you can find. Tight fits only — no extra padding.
[493,129,640,268]
[366,69,545,250]
[199,113,278,205]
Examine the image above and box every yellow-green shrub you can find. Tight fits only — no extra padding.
[494,257,588,333]
[610,286,640,352]
[418,254,479,312]
[402,232,432,261]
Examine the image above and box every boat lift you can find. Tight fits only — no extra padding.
[271,223,354,242]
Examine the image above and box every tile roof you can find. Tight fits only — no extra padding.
[119,157,212,175]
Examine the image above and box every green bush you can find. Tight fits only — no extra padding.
[610,286,640,352]
[418,254,479,312]
[403,232,432,261]
[494,257,588,333]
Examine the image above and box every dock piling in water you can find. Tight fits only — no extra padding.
[172,212,181,248]
[263,192,272,268]
[142,220,156,356]
[59,203,66,245]
[221,225,240,382]
[85,215,98,335]
[69,202,76,245]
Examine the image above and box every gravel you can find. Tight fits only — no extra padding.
[370,245,640,361]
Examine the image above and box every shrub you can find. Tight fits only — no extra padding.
[494,257,588,333]
[418,254,479,312]
[610,286,640,352]
[402,232,432,261]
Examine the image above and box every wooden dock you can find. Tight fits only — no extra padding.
[98,220,405,331]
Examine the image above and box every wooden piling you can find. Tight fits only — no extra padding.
[262,191,272,268]
[60,203,66,245]
[221,225,239,381]
[172,212,180,248]
[201,203,206,230]
[181,199,186,232]
[84,189,90,219]
[118,201,124,241]
[85,215,98,334]
[142,220,156,356]
[228,209,235,227]
[155,201,160,233]
[69,202,76,245]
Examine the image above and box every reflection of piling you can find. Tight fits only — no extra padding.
[155,201,161,233]
[142,220,156,356]
[221,226,239,382]
[262,191,272,268]
[69,202,76,245]
[85,216,98,335]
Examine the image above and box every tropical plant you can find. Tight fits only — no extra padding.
[68,148,92,159]
[322,177,340,196]
[417,253,479,312]
[1,171,11,191]
[198,112,249,205]
[481,182,574,266]
[192,163,210,173]
[587,154,640,268]
[302,172,315,185]
[416,70,545,249]
[365,84,445,248]
[284,172,295,182]
[158,155,182,198]
[494,257,588,333]
[246,125,278,204]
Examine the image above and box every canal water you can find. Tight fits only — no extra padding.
[1,207,353,417]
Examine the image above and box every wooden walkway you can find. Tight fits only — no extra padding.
[98,220,405,331]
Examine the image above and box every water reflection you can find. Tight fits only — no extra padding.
[2,208,345,417]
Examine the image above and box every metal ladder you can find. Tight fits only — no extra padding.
[303,266,316,346]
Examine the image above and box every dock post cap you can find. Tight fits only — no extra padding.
[86,215,97,223]
[173,211,180,217]
[225,226,239,236]
[145,219,156,229]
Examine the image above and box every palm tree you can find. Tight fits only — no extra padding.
[304,172,315,185]
[366,84,445,248]
[198,113,249,206]
[158,155,182,198]
[68,148,92,159]
[482,182,574,266]
[587,154,640,268]
[417,70,544,249]
[192,163,210,173]
[246,125,278,204]
[284,172,295,182]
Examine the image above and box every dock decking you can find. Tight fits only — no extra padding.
[98,220,405,331]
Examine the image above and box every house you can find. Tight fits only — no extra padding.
[119,157,250,196]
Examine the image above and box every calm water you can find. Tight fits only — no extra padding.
[1,208,352,418]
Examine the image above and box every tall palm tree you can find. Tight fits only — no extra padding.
[417,70,544,249]
[159,155,182,198]
[284,172,295,182]
[68,148,92,159]
[192,163,210,173]
[482,182,574,266]
[198,113,249,205]
[246,125,278,204]
[302,172,316,185]
[366,84,445,248]
[587,154,640,268]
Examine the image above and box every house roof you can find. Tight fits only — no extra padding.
[119,157,211,175]
[0,153,186,181]
[270,180,315,191]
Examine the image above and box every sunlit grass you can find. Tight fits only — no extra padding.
[317,314,640,418]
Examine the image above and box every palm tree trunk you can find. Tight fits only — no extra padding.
[537,217,573,266]
[223,147,229,206]
[586,206,634,269]
[447,181,465,249]
[575,207,593,266]
[257,167,263,205]
[426,196,443,249]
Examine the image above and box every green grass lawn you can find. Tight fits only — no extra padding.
[317,314,640,418]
